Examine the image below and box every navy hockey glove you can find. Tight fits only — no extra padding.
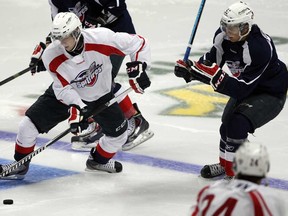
[126,61,151,94]
[68,105,89,135]
[174,60,195,83]
[29,42,46,75]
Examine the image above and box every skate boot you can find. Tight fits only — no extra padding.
[85,148,122,173]
[122,103,154,151]
[223,175,234,182]
[200,163,225,178]
[0,162,30,180]
[71,122,103,151]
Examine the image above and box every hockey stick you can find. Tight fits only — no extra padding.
[183,0,206,61]
[0,87,133,177]
[0,65,36,86]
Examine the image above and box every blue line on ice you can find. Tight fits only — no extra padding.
[1,130,288,191]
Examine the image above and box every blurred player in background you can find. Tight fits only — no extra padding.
[190,142,286,215]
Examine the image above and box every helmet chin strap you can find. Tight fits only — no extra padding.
[69,34,84,56]
[71,34,83,52]
[238,26,250,41]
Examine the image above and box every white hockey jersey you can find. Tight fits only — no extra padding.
[190,179,286,216]
[42,27,150,108]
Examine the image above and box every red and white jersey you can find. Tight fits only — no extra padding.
[190,179,286,216]
[42,27,150,108]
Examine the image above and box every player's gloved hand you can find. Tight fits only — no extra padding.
[68,105,89,135]
[126,61,151,94]
[174,59,195,83]
[29,42,46,75]
[85,10,117,28]
[189,60,225,88]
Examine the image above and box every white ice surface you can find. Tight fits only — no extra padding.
[0,0,288,215]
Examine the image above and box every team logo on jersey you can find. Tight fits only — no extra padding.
[71,62,103,88]
[225,61,243,77]
[68,2,88,22]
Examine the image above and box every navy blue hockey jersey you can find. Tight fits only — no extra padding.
[200,25,288,100]
[49,0,136,33]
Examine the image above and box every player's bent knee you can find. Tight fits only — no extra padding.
[17,116,39,146]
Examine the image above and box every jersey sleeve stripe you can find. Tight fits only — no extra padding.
[49,54,69,87]
[253,190,273,216]
[248,191,264,216]
[249,190,273,216]
[85,43,125,56]
[135,35,146,61]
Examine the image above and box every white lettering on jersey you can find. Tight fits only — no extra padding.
[70,61,103,88]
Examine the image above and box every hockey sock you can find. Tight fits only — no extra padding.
[91,144,116,164]
[224,114,252,176]
[14,143,35,161]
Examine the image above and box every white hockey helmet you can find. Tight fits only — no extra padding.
[51,12,82,41]
[233,142,270,177]
[220,1,254,37]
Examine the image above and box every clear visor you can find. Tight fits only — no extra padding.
[220,20,241,34]
[51,27,81,42]
[220,20,249,36]
[51,34,67,41]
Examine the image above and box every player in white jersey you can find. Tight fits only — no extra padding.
[28,0,154,152]
[0,12,151,179]
[190,142,286,215]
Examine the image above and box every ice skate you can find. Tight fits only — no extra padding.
[0,162,30,180]
[85,148,122,173]
[71,122,103,151]
[223,175,234,182]
[200,163,225,179]
[122,103,154,151]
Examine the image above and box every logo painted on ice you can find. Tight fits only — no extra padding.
[71,62,103,88]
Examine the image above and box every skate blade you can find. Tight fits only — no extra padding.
[0,174,25,180]
[122,130,154,151]
[197,174,225,181]
[71,142,97,152]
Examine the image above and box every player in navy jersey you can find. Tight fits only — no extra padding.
[26,0,153,152]
[174,1,288,179]
[0,12,151,179]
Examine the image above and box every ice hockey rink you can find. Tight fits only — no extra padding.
[1,0,288,215]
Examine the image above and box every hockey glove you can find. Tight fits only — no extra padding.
[190,61,226,89]
[29,42,46,75]
[85,11,117,28]
[68,105,89,135]
[174,60,195,83]
[126,61,151,94]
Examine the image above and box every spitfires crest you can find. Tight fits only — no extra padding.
[226,61,243,77]
[71,62,103,88]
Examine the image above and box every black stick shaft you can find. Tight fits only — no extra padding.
[0,66,35,86]
[0,87,132,177]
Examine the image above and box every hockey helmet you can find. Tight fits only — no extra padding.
[220,1,254,37]
[51,12,82,41]
[233,142,270,177]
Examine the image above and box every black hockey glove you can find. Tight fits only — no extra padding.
[85,11,117,28]
[174,59,195,83]
[126,61,151,94]
[68,105,89,135]
[29,42,46,75]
